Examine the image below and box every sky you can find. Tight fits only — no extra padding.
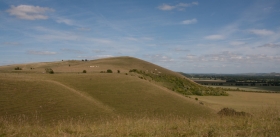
[0,0,280,73]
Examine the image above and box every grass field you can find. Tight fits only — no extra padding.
[190,91,280,112]
[0,56,280,136]
[0,57,216,123]
[210,85,280,92]
[0,108,279,136]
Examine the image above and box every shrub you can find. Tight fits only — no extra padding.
[129,69,138,72]
[217,108,251,116]
[118,70,120,73]
[45,68,54,74]
[14,67,22,70]
[195,98,198,101]
[107,69,113,73]
[83,70,87,73]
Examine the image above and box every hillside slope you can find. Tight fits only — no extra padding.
[0,56,227,96]
[0,56,218,122]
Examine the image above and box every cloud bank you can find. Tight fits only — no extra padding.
[6,5,54,20]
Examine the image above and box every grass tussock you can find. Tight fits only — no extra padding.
[0,108,279,137]
[218,108,251,117]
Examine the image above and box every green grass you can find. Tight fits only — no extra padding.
[0,72,213,123]
[45,73,213,117]
[0,74,111,122]
[210,85,280,92]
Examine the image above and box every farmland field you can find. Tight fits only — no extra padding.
[209,85,280,92]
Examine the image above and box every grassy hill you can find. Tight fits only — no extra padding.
[0,56,228,96]
[0,56,279,136]
[0,56,217,122]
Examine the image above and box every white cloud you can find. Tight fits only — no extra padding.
[249,29,274,36]
[61,49,85,54]
[172,47,189,52]
[157,4,175,11]
[89,38,112,44]
[204,35,225,40]
[147,54,174,62]
[27,50,56,55]
[181,18,197,25]
[78,55,114,59]
[177,2,198,7]
[6,5,54,20]
[124,37,154,41]
[56,18,74,26]
[158,2,198,11]
[33,26,115,46]
[259,43,280,48]
[229,41,246,46]
[181,51,280,64]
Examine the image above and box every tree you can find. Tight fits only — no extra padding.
[117,70,120,73]
[83,70,87,73]
[45,68,54,74]
[14,67,22,70]
[107,69,113,73]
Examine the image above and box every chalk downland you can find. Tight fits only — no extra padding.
[0,56,217,122]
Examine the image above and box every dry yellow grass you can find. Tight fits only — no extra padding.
[0,72,213,123]
[1,57,280,136]
[1,107,279,136]
[190,91,280,112]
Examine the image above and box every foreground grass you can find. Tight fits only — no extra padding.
[0,108,279,137]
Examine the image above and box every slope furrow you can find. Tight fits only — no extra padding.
[44,80,115,113]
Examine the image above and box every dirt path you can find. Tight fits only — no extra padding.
[45,80,115,113]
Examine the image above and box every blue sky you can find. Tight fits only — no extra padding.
[1,0,280,73]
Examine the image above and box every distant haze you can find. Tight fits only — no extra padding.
[1,0,280,73]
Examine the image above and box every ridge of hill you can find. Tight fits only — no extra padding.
[0,56,227,96]
[0,56,218,122]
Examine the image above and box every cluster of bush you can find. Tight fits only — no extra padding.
[100,69,113,73]
[129,69,228,96]
[218,108,251,116]
[45,68,54,74]
[14,67,22,70]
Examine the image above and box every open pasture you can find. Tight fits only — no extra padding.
[191,91,280,112]
[210,85,280,92]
